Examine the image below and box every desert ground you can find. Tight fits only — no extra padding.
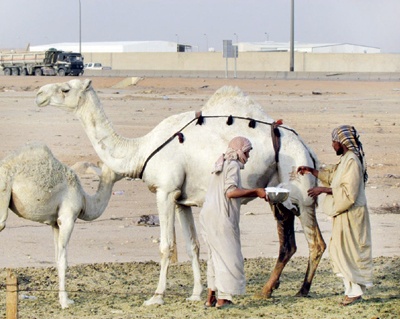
[0,75,399,318]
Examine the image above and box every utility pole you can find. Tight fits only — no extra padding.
[79,0,81,54]
[290,0,294,72]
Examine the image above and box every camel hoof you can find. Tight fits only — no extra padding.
[143,294,164,306]
[253,292,272,300]
[295,290,309,297]
[273,280,281,290]
[186,294,202,302]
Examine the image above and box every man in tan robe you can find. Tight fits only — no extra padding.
[200,136,267,308]
[297,125,373,306]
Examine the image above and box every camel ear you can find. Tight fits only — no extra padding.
[83,79,92,91]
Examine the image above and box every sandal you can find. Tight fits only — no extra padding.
[341,295,362,306]
[216,299,234,309]
[204,289,217,307]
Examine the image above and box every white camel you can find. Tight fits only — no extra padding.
[0,142,122,309]
[36,79,326,305]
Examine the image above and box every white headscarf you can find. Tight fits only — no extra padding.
[214,136,252,173]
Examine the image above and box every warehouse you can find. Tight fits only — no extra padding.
[30,41,192,53]
[236,42,380,53]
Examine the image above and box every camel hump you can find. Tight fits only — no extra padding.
[201,86,273,121]
[1,142,53,166]
[0,142,76,189]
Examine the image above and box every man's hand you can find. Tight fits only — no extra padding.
[307,187,332,199]
[298,166,314,175]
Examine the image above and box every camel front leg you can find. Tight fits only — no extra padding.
[54,214,76,309]
[295,204,326,297]
[259,203,296,298]
[175,204,202,301]
[143,190,177,306]
[0,175,11,232]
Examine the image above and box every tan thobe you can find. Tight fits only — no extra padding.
[199,160,246,296]
[318,151,373,287]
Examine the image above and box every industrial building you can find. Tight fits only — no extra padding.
[237,42,380,53]
[29,41,192,53]
[30,40,380,54]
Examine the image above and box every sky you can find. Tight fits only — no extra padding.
[1,0,400,53]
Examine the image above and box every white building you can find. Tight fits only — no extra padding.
[30,41,192,53]
[30,41,379,54]
[237,42,380,53]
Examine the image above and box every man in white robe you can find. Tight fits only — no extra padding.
[200,136,267,308]
[297,125,373,306]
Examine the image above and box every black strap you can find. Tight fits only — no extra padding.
[138,113,298,179]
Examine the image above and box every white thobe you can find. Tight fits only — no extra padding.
[200,160,246,296]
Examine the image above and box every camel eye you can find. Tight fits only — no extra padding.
[61,87,70,93]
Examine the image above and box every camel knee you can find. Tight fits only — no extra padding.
[184,241,200,260]
[159,242,175,259]
[278,244,297,263]
[310,241,326,262]
[308,228,327,260]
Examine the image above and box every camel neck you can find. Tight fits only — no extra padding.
[76,90,145,178]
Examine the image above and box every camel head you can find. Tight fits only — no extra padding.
[98,162,125,183]
[36,79,93,112]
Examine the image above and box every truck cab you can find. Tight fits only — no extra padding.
[45,49,85,76]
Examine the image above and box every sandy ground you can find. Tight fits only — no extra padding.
[0,75,399,318]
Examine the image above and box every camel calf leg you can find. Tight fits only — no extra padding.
[259,203,296,298]
[295,205,326,297]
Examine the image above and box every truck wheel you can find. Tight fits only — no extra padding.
[12,68,20,76]
[57,68,66,76]
[3,68,11,76]
[21,68,28,76]
[34,68,43,76]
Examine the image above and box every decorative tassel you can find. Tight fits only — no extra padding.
[248,119,256,128]
[174,132,185,143]
[226,115,233,125]
[195,111,203,125]
[196,115,204,125]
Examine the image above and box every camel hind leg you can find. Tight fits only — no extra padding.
[295,203,326,297]
[175,204,202,301]
[259,203,296,298]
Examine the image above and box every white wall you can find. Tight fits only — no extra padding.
[82,52,400,73]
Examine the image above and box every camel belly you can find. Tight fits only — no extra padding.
[10,192,58,225]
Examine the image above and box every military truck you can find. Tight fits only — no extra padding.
[0,48,84,76]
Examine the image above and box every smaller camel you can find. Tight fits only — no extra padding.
[0,142,122,309]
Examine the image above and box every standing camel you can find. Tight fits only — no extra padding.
[0,142,122,308]
[36,79,326,305]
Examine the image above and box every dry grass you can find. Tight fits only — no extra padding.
[1,257,399,319]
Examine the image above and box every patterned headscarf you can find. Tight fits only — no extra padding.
[214,136,252,173]
[332,125,368,182]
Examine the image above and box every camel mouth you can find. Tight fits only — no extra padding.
[35,93,49,107]
[36,98,49,107]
